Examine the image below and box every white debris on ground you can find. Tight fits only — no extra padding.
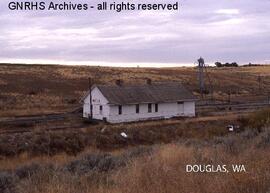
[227,124,240,132]
[120,132,128,138]
[227,125,234,132]
[100,127,107,133]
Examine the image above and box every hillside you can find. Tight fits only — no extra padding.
[0,63,270,117]
[0,109,269,193]
[0,64,270,193]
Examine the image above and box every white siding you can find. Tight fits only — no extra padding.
[83,87,196,123]
[183,101,195,117]
[107,101,195,123]
[83,87,109,120]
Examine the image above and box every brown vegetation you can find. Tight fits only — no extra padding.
[0,115,239,158]
[1,127,270,193]
[0,109,269,193]
[0,64,270,193]
[0,64,270,117]
[246,108,270,129]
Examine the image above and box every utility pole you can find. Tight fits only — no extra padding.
[258,75,262,93]
[88,77,93,120]
[227,88,232,110]
[228,89,231,104]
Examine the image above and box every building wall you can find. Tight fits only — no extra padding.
[107,101,195,123]
[83,87,196,123]
[183,101,196,116]
[83,87,109,120]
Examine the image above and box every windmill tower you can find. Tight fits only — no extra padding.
[197,57,213,99]
[198,57,205,97]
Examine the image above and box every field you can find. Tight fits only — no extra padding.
[0,64,270,193]
[0,109,269,193]
[0,63,270,117]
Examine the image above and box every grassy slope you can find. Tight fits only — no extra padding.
[0,64,270,116]
[0,63,269,193]
[1,117,270,193]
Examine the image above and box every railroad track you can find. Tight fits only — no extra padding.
[0,113,71,126]
[0,124,87,135]
[1,103,268,126]
[0,103,269,135]
[0,107,86,135]
[197,102,270,110]
[0,107,83,126]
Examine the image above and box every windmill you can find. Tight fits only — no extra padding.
[196,57,213,99]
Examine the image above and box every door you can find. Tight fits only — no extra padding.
[177,102,184,116]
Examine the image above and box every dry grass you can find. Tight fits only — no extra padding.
[0,153,77,170]
[0,107,269,193]
[247,108,270,129]
[9,131,270,193]
[0,64,270,192]
[0,114,239,158]
[115,144,270,193]
[0,64,270,117]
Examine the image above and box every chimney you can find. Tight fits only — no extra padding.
[146,78,152,85]
[115,79,123,86]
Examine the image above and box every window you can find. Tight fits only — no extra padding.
[118,105,122,115]
[155,103,158,112]
[136,104,140,114]
[148,103,152,113]
[177,101,184,104]
[99,105,103,114]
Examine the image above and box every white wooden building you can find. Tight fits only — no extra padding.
[82,81,197,123]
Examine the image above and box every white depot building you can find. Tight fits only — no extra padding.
[82,80,197,123]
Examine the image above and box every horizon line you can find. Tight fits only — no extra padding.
[0,59,269,68]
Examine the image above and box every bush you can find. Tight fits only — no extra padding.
[239,128,259,140]
[14,163,55,179]
[64,146,153,175]
[247,108,270,130]
[122,146,153,159]
[64,153,122,174]
[256,128,270,148]
[215,62,239,67]
[0,172,16,193]
[31,132,86,156]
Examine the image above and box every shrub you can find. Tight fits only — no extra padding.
[64,146,153,175]
[0,172,16,193]
[215,62,239,67]
[122,146,153,159]
[256,128,270,148]
[247,108,270,130]
[219,135,242,155]
[30,132,86,156]
[64,153,120,174]
[239,128,259,139]
[14,163,54,179]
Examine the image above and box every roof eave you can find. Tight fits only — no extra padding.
[108,98,198,105]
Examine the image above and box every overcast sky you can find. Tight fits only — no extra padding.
[0,0,269,67]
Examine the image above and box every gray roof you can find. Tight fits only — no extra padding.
[93,83,196,105]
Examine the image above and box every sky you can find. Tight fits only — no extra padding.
[0,0,269,67]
